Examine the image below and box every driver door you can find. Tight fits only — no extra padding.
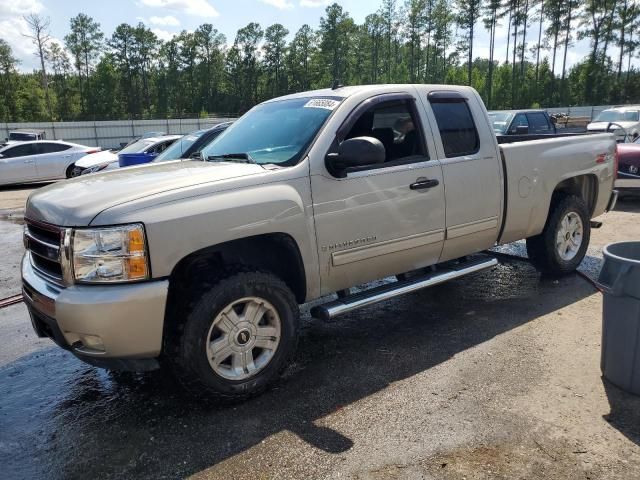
[310,92,446,295]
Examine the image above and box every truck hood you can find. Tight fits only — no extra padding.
[587,121,638,131]
[26,160,266,226]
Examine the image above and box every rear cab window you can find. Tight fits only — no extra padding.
[428,93,480,158]
[527,112,552,134]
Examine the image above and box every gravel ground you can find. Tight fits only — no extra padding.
[1,185,639,480]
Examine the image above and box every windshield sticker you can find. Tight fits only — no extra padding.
[304,99,340,110]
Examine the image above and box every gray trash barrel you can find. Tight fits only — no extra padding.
[598,242,640,395]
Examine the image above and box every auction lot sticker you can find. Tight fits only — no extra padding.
[304,99,340,110]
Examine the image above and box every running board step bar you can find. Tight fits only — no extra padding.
[310,256,498,322]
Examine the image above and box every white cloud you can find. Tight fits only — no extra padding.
[260,0,294,8]
[151,28,178,42]
[149,15,180,26]
[299,0,330,7]
[0,0,43,17]
[139,0,219,18]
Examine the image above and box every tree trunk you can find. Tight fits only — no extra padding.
[560,0,573,104]
[534,0,544,102]
[505,7,513,64]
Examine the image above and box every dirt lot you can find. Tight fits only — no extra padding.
[1,184,639,480]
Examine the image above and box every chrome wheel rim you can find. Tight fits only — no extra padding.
[206,297,281,380]
[556,212,583,261]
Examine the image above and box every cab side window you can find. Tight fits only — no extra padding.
[344,100,426,163]
[430,101,480,157]
[509,113,529,134]
[150,140,173,155]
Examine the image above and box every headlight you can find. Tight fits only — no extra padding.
[72,224,149,283]
[82,164,107,175]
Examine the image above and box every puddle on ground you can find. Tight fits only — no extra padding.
[0,213,24,225]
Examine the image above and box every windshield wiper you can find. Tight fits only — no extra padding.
[207,152,257,164]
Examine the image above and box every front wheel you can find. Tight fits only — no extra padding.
[526,195,591,276]
[168,269,299,401]
[65,164,76,178]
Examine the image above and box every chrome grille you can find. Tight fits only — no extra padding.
[25,219,64,285]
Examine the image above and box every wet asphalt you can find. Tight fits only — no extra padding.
[1,197,640,479]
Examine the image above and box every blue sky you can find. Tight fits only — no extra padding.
[0,0,621,74]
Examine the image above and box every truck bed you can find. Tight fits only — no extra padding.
[498,133,616,245]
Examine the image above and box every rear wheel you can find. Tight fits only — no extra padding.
[168,269,299,401]
[526,195,590,276]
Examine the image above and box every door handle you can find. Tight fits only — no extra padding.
[409,178,439,190]
[24,159,33,163]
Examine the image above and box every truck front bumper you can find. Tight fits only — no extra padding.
[22,253,168,371]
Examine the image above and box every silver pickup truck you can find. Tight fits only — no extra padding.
[22,85,618,399]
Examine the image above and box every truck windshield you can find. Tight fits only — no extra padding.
[9,132,36,141]
[155,131,205,161]
[202,97,341,166]
[488,112,513,134]
[118,139,156,154]
[595,110,640,122]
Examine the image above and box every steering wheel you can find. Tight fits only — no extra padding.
[606,122,630,143]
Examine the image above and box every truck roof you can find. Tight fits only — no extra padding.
[9,129,46,134]
[604,105,640,112]
[264,84,476,103]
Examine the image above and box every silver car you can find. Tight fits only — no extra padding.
[0,140,100,186]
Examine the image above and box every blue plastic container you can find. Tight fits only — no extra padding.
[118,152,158,167]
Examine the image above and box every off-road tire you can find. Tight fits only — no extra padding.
[526,194,590,276]
[167,268,299,401]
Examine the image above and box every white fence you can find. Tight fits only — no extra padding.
[1,117,237,150]
[544,105,614,119]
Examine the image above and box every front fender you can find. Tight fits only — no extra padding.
[91,177,320,301]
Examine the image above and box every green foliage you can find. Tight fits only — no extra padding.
[2,1,640,122]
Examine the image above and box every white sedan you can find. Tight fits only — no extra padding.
[0,140,100,186]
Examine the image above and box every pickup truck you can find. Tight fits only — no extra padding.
[489,109,557,136]
[22,85,618,400]
[3,129,46,145]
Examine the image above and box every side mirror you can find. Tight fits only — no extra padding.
[326,136,385,177]
[515,125,529,135]
[189,151,203,160]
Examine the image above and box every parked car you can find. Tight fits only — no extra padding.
[615,136,640,195]
[22,84,617,399]
[122,131,167,148]
[489,109,557,136]
[3,129,47,145]
[153,122,232,162]
[0,140,100,186]
[587,106,640,142]
[72,135,181,176]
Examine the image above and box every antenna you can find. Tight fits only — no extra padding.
[331,79,343,90]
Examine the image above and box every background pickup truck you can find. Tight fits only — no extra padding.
[489,109,558,136]
[22,85,618,400]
